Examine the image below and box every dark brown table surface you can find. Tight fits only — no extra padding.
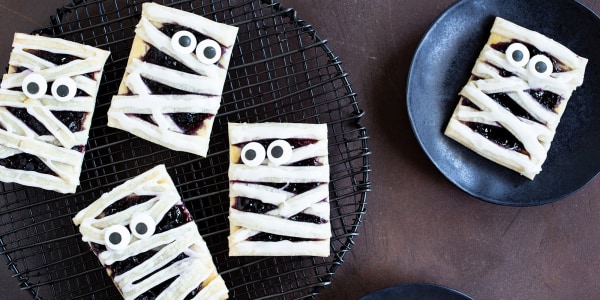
[0,0,599,299]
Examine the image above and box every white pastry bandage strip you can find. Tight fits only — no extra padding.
[228,122,330,257]
[72,165,228,300]
[0,33,109,193]
[107,2,238,157]
[444,17,587,179]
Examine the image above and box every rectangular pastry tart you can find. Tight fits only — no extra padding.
[72,165,228,300]
[444,17,588,179]
[0,33,110,193]
[228,122,331,257]
[107,2,238,157]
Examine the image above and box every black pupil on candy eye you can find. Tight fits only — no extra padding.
[512,50,523,62]
[135,223,148,235]
[245,149,256,160]
[179,35,191,48]
[57,85,69,97]
[271,146,284,158]
[535,61,547,73]
[27,82,39,94]
[203,46,217,59]
[109,232,122,245]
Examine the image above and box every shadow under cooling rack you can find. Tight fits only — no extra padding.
[0,0,370,299]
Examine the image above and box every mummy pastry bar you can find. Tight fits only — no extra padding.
[0,33,110,193]
[107,2,238,157]
[72,165,228,300]
[228,122,331,257]
[444,17,587,179]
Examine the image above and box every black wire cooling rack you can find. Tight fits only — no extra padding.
[0,0,370,299]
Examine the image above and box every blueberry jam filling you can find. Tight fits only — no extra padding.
[465,122,528,155]
[111,249,156,277]
[155,205,193,234]
[141,77,189,95]
[491,39,564,73]
[288,157,322,167]
[167,113,212,135]
[51,111,87,132]
[24,49,82,65]
[6,107,50,135]
[252,181,324,195]
[486,62,515,78]
[131,253,188,284]
[487,93,538,122]
[101,195,156,217]
[127,113,158,126]
[289,212,327,224]
[526,89,562,111]
[233,197,277,214]
[142,46,196,75]
[248,232,316,242]
[0,153,56,175]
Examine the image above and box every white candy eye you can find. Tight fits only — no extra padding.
[267,140,293,166]
[505,43,530,68]
[171,30,197,54]
[130,213,155,240]
[528,55,553,78]
[104,225,131,251]
[22,73,47,99]
[51,77,77,101]
[196,39,221,65]
[241,142,266,167]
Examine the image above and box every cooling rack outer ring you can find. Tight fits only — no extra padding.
[0,0,370,299]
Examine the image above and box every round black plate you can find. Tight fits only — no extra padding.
[407,0,600,206]
[359,283,473,300]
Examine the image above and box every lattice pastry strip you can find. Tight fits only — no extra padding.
[107,2,238,157]
[228,122,331,257]
[444,17,587,179]
[0,33,110,193]
[72,164,228,300]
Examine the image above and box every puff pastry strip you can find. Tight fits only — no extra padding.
[228,122,330,257]
[73,164,228,300]
[444,17,587,179]
[107,3,238,157]
[0,33,109,193]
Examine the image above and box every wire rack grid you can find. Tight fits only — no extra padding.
[0,0,371,299]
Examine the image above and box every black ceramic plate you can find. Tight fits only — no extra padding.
[359,283,473,300]
[407,0,600,206]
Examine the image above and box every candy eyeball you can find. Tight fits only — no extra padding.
[528,55,553,78]
[104,224,131,251]
[130,213,156,240]
[196,39,221,65]
[171,30,197,54]
[505,43,530,68]
[51,77,77,101]
[22,73,48,99]
[241,142,266,167]
[267,140,293,166]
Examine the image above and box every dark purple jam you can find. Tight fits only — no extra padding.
[289,212,327,224]
[526,89,562,111]
[24,49,82,65]
[466,122,527,155]
[101,195,155,217]
[127,113,157,126]
[111,249,157,277]
[51,111,87,132]
[72,145,86,153]
[155,205,193,234]
[6,107,49,135]
[491,39,564,73]
[487,93,537,122]
[142,46,196,75]
[141,77,189,95]
[0,153,56,175]
[461,97,480,110]
[131,253,188,284]
[248,232,316,242]
[233,197,277,214]
[288,157,322,167]
[256,181,325,195]
[166,113,212,135]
